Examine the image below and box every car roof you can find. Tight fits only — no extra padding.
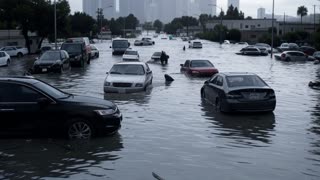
[0,76,40,84]
[219,72,257,77]
[115,62,146,65]
[283,51,304,53]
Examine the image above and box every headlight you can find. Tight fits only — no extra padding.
[104,82,111,86]
[94,109,116,116]
[135,83,143,87]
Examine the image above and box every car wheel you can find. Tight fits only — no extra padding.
[215,98,222,112]
[17,52,23,58]
[66,119,94,140]
[201,89,205,99]
[6,59,10,66]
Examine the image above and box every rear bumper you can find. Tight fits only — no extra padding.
[222,98,276,112]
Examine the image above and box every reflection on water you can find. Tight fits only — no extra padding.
[200,101,276,146]
[0,134,123,179]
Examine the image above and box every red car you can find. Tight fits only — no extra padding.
[180,60,219,77]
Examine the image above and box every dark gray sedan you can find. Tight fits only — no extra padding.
[201,72,276,113]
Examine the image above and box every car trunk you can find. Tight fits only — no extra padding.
[227,88,275,102]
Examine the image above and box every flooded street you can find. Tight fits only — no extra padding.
[1,38,320,179]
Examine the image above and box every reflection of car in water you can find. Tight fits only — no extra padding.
[200,101,275,144]
[111,38,130,55]
[0,133,123,179]
[32,50,71,73]
[180,59,219,77]
[201,72,276,113]
[104,62,153,93]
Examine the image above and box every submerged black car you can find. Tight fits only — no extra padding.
[33,50,70,73]
[201,72,276,113]
[60,42,89,67]
[0,76,122,139]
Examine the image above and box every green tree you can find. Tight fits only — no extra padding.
[153,19,163,33]
[125,14,139,29]
[227,29,241,42]
[297,6,308,25]
[70,12,96,37]
[199,14,209,32]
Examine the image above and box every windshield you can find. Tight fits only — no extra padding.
[190,60,213,68]
[153,52,161,56]
[226,75,267,88]
[125,51,138,55]
[61,44,82,53]
[33,81,68,99]
[40,51,61,61]
[110,64,145,75]
[113,40,129,48]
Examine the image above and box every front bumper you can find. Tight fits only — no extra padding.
[104,86,145,93]
[95,111,122,135]
[33,65,61,73]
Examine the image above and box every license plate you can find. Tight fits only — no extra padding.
[249,93,264,100]
[42,68,47,72]
[118,89,126,93]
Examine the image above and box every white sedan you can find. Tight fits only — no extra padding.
[122,49,140,61]
[0,46,28,57]
[0,51,10,66]
[104,62,153,93]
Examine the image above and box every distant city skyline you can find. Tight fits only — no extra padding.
[73,0,319,21]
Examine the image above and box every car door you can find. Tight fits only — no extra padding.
[4,47,14,56]
[182,60,190,72]
[145,63,152,84]
[60,51,69,69]
[0,52,5,65]
[0,82,58,133]
[204,75,218,103]
[211,76,224,102]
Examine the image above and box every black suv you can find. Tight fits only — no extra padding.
[0,76,122,139]
[60,42,89,67]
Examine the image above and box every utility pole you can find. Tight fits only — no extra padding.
[271,0,274,59]
[54,0,57,50]
[283,12,286,35]
[314,5,316,32]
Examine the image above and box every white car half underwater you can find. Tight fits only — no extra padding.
[122,49,140,61]
[0,51,10,66]
[104,62,153,93]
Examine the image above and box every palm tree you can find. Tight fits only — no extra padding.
[297,6,308,25]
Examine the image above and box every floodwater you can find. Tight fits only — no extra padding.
[0,36,320,180]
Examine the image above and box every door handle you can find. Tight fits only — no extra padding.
[0,109,15,112]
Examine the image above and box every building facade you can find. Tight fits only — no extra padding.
[199,0,217,16]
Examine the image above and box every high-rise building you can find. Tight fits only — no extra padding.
[176,0,190,17]
[100,0,117,19]
[83,0,99,18]
[257,8,266,19]
[228,0,239,10]
[199,0,216,16]
[119,0,146,22]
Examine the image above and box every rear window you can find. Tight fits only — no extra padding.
[226,75,267,88]
[190,60,213,67]
[125,51,138,55]
[61,43,82,53]
[153,52,161,56]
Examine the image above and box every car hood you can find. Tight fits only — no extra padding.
[61,95,116,109]
[106,74,146,83]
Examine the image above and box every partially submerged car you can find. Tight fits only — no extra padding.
[32,50,70,73]
[122,49,140,61]
[201,72,276,113]
[275,51,309,61]
[0,51,10,67]
[90,45,99,59]
[0,76,122,139]
[151,52,161,61]
[189,41,203,48]
[180,60,219,77]
[104,62,153,93]
[239,46,268,56]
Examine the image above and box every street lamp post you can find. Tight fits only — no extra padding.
[209,4,223,45]
[54,0,57,49]
[271,0,275,59]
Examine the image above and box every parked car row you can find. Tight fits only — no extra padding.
[0,46,28,57]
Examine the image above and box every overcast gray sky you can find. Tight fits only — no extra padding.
[68,0,318,18]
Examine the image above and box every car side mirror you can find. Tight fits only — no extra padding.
[37,97,51,106]
[106,72,109,74]
[110,46,112,48]
[204,80,209,85]
[180,64,184,67]
[147,71,152,74]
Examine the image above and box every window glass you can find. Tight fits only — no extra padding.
[0,82,43,102]
[226,75,267,88]
[210,76,218,84]
[216,76,223,86]
[184,60,190,67]
[0,52,4,57]
[61,51,66,59]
